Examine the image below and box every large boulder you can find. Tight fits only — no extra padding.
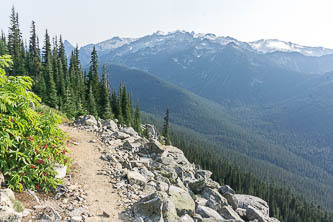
[84,115,97,126]
[144,140,165,155]
[195,205,223,220]
[120,127,138,137]
[101,119,118,131]
[233,194,269,218]
[201,188,228,214]
[168,185,195,216]
[219,206,243,221]
[133,192,166,222]
[133,191,181,222]
[127,171,147,186]
[112,131,131,140]
[218,185,235,196]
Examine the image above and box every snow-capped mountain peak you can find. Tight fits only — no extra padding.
[249,39,333,56]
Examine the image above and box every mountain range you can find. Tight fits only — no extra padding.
[65,31,333,209]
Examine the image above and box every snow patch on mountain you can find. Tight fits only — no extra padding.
[250,39,333,56]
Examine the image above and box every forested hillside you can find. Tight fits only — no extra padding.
[142,113,333,222]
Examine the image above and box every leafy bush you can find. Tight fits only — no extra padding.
[0,55,70,192]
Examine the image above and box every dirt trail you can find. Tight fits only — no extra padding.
[61,125,126,222]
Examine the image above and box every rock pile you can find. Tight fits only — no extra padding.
[73,115,280,222]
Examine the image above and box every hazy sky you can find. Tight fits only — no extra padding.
[1,0,332,48]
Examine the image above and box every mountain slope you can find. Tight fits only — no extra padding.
[105,64,333,209]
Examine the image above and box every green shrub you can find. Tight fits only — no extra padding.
[0,55,70,192]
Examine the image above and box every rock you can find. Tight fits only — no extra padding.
[167,185,195,216]
[224,193,238,210]
[0,206,22,222]
[0,188,15,208]
[162,198,179,221]
[112,132,130,140]
[133,192,167,222]
[101,119,118,131]
[84,115,97,126]
[69,207,86,217]
[188,179,206,194]
[233,194,269,218]
[218,185,235,195]
[195,170,212,180]
[120,127,138,137]
[139,168,155,180]
[0,172,4,187]
[145,140,165,154]
[219,206,243,221]
[179,214,195,222]
[127,171,147,186]
[195,205,223,220]
[71,215,82,222]
[245,205,266,222]
[54,163,67,179]
[201,188,228,214]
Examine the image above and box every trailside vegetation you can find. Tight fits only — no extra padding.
[0,55,70,192]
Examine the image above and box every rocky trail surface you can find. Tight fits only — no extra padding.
[1,115,280,222]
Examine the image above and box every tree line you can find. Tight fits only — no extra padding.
[0,7,142,132]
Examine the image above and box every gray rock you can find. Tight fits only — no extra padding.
[224,193,238,210]
[0,206,22,222]
[195,170,212,180]
[101,119,118,131]
[168,185,195,216]
[219,206,243,221]
[201,188,228,214]
[120,127,138,137]
[162,198,179,221]
[245,205,266,222]
[112,131,131,140]
[139,167,155,180]
[0,172,4,187]
[179,214,195,222]
[133,192,167,222]
[218,185,235,195]
[145,140,165,154]
[54,163,67,179]
[233,194,269,218]
[195,205,223,220]
[0,189,15,208]
[188,179,206,194]
[71,215,82,222]
[84,115,97,126]
[127,171,147,186]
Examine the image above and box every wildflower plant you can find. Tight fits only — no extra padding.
[0,55,70,192]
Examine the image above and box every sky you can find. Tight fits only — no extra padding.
[0,0,333,48]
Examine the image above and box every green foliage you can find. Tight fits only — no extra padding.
[0,55,69,193]
[163,109,171,145]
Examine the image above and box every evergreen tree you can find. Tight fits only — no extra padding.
[87,85,98,117]
[111,88,120,118]
[87,46,99,99]
[163,108,171,145]
[7,7,25,75]
[121,85,130,125]
[99,65,113,119]
[0,31,7,55]
[42,30,58,107]
[134,102,142,134]
[28,21,41,80]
